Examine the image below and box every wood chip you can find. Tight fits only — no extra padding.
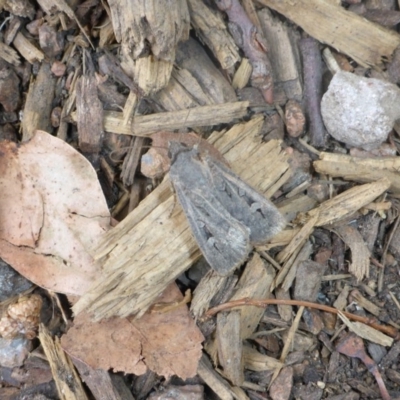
[12,32,44,64]
[187,0,240,70]
[314,152,400,193]
[338,312,393,347]
[39,324,88,400]
[217,311,244,386]
[259,0,400,67]
[333,225,370,281]
[102,101,250,136]
[73,117,290,319]
[197,355,235,400]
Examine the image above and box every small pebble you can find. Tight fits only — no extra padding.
[321,71,400,150]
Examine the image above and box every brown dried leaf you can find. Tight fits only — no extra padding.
[62,284,204,379]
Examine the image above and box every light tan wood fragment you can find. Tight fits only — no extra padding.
[191,271,230,319]
[308,178,390,227]
[338,312,393,347]
[231,386,251,399]
[232,58,252,90]
[230,254,275,339]
[0,41,20,65]
[277,194,317,223]
[322,47,341,74]
[154,68,214,112]
[333,284,351,311]
[109,0,189,61]
[270,306,304,385]
[73,117,290,319]
[197,355,235,400]
[259,228,299,251]
[108,0,189,93]
[132,57,173,95]
[102,101,249,136]
[275,287,292,322]
[333,225,370,281]
[73,358,134,400]
[276,214,319,264]
[99,18,115,48]
[274,180,390,273]
[281,241,313,292]
[314,152,400,193]
[13,32,44,64]
[243,346,284,371]
[217,311,244,386]
[258,0,400,67]
[350,290,380,317]
[39,324,88,400]
[187,0,240,69]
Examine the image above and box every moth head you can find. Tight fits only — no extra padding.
[168,141,193,163]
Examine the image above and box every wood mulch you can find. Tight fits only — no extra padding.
[1,0,400,399]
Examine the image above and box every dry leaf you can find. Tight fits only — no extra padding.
[0,130,110,295]
[62,284,204,379]
[0,130,204,379]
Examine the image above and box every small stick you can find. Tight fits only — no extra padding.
[205,298,399,339]
[215,0,274,103]
[300,37,326,148]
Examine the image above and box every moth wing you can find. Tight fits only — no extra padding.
[206,157,286,245]
[174,184,251,276]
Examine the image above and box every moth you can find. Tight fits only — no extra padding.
[169,142,286,275]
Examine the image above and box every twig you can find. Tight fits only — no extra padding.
[205,298,399,339]
[215,0,274,103]
[299,37,326,148]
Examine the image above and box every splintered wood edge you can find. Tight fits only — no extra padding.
[39,324,88,400]
[314,152,400,193]
[259,0,400,67]
[75,116,291,319]
[102,101,249,136]
[91,115,285,257]
[333,225,370,281]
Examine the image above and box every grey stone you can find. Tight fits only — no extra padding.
[321,71,400,150]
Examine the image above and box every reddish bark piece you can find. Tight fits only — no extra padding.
[270,366,293,400]
[285,99,305,138]
[215,0,274,103]
[62,284,204,379]
[336,333,391,400]
[141,131,226,179]
[0,130,110,295]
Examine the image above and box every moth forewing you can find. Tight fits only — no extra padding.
[206,155,286,244]
[172,183,251,276]
[168,141,285,275]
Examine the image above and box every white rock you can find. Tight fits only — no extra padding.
[321,71,400,150]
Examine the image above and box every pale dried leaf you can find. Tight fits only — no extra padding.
[0,130,110,295]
